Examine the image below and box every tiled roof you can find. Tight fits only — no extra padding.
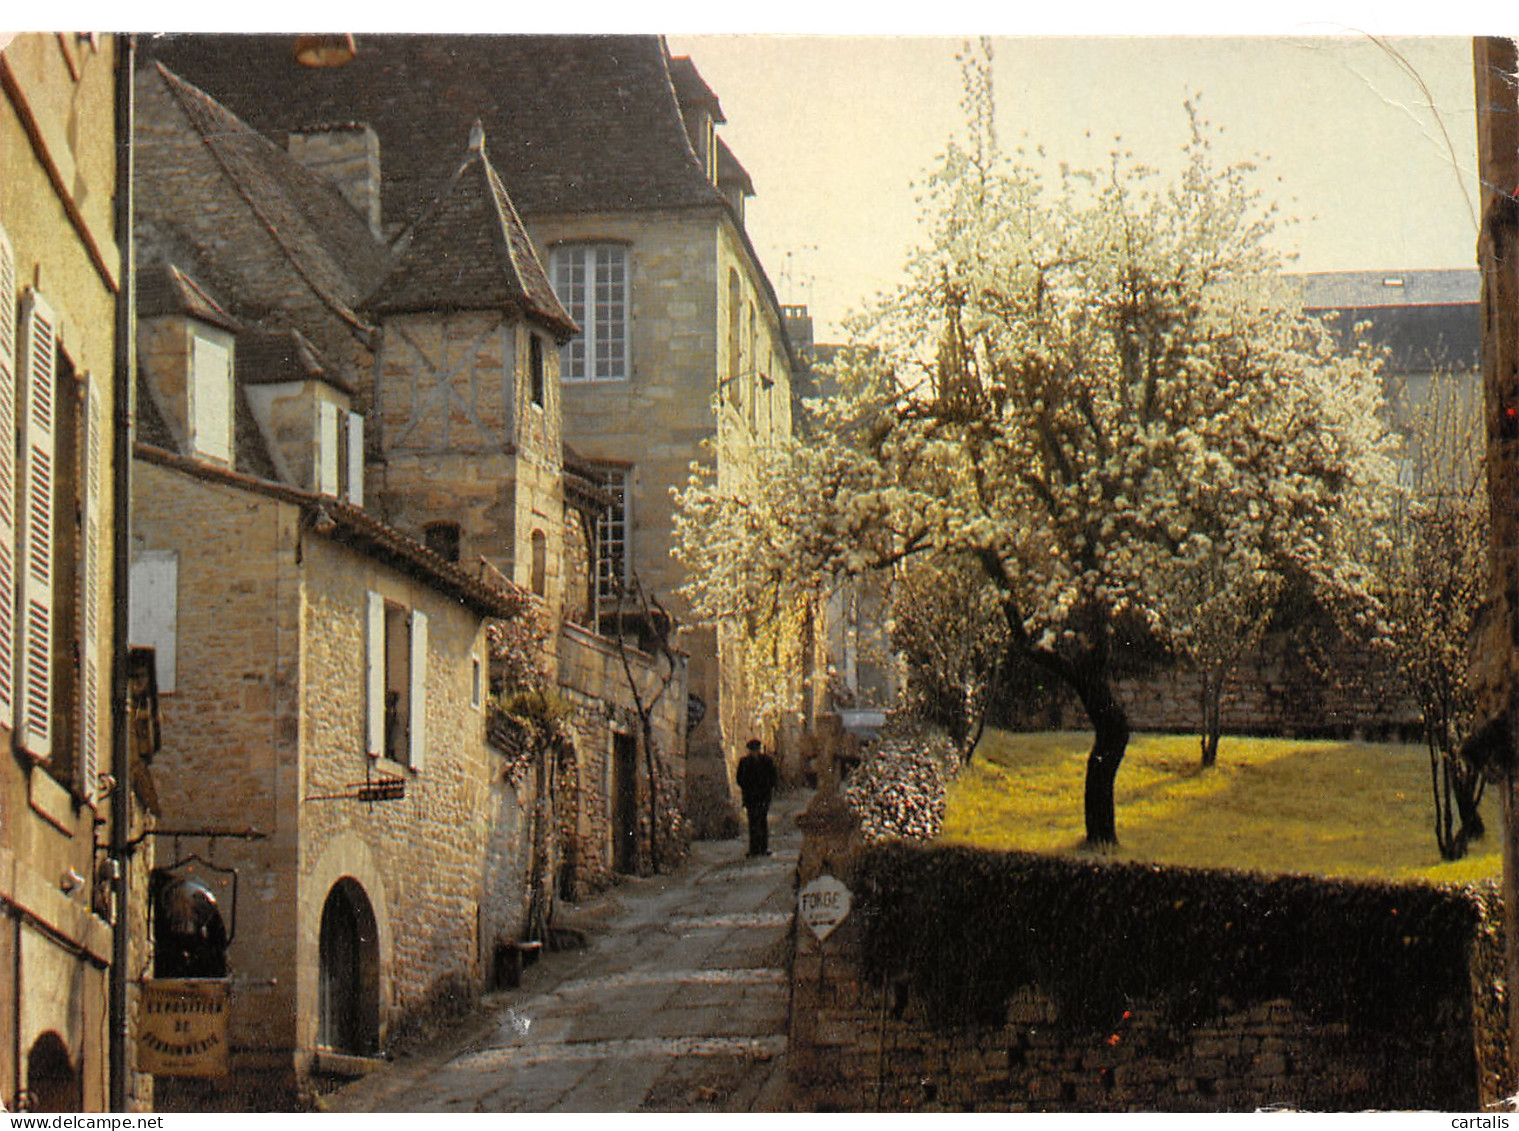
[138,260,241,332]
[365,126,578,339]
[134,442,528,620]
[141,34,728,228]
[141,62,393,336]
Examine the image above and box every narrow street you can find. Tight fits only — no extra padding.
[325,791,807,1112]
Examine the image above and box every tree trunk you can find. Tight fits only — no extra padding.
[1455,758,1487,843]
[1076,674,1130,847]
[1200,670,1223,769]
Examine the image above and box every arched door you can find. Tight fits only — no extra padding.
[318,879,380,1055]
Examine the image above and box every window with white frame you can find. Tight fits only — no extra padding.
[551,244,628,382]
[593,467,630,608]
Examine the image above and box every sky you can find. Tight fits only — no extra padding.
[664,34,1482,342]
[11,9,1493,346]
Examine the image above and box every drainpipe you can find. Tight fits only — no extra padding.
[107,31,136,1115]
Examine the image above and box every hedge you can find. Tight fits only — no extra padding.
[857,843,1501,1037]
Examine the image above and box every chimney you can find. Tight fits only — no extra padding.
[782,305,814,359]
[287,123,383,239]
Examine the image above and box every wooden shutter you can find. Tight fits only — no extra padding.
[345,411,364,507]
[16,289,55,760]
[80,381,103,803]
[316,400,339,496]
[365,590,384,757]
[0,225,18,727]
[408,609,428,770]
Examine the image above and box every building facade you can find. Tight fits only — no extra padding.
[141,32,806,838]
[128,58,685,1104]
[0,32,139,1113]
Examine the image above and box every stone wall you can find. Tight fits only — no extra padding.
[134,460,524,1104]
[1111,633,1419,740]
[787,790,1504,1112]
[558,622,689,889]
[530,209,801,836]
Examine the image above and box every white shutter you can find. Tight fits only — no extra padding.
[408,609,427,770]
[345,411,364,507]
[317,400,339,496]
[80,381,103,804]
[0,225,18,727]
[365,590,383,758]
[16,289,55,760]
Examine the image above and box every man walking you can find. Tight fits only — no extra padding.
[736,738,778,857]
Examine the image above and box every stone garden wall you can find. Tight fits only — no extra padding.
[788,781,1507,1112]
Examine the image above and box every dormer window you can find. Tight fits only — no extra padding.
[190,328,233,463]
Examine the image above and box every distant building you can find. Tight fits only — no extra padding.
[1295,268,1481,495]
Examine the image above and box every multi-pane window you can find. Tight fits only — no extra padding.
[593,467,629,608]
[552,244,628,382]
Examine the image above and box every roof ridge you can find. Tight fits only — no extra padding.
[365,127,576,335]
[150,62,380,341]
[474,135,577,338]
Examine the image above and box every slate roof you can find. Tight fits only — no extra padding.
[366,125,578,338]
[668,55,725,122]
[716,137,753,197]
[235,324,348,391]
[141,62,393,336]
[138,260,241,332]
[141,34,728,228]
[1294,269,1481,309]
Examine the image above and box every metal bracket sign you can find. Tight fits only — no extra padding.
[799,874,852,941]
[137,979,230,1077]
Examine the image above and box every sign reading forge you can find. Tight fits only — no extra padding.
[799,874,852,941]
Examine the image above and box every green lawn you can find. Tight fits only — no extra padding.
[939,730,1501,885]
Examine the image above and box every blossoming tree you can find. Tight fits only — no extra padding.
[676,59,1397,845]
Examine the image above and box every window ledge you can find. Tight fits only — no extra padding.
[29,766,78,834]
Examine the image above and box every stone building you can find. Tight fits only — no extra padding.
[141,32,810,838]
[127,59,684,1104]
[0,33,144,1113]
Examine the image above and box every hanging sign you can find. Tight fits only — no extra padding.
[799,874,852,941]
[138,978,230,1077]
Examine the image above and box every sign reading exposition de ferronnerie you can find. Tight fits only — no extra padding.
[137,979,231,1077]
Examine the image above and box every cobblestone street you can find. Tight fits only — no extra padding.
[324,793,806,1112]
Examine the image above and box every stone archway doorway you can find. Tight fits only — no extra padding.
[317,878,380,1056]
